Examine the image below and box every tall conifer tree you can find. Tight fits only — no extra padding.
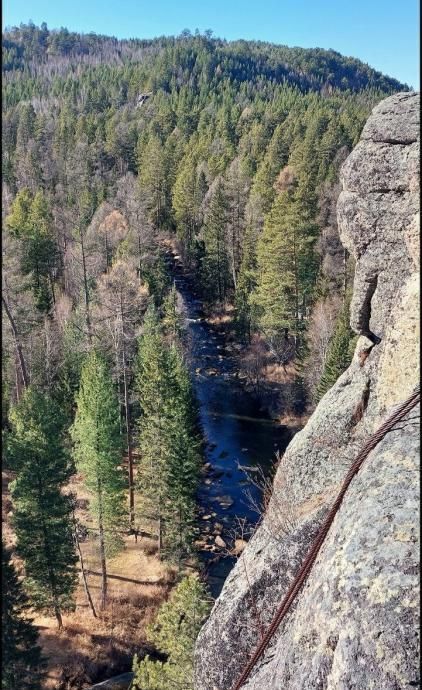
[234,224,258,342]
[8,389,77,628]
[172,151,201,255]
[201,179,230,302]
[136,305,170,557]
[136,304,199,562]
[71,351,126,609]
[6,188,58,312]
[162,284,183,344]
[252,188,318,349]
[164,344,200,561]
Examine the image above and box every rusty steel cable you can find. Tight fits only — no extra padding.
[231,384,420,690]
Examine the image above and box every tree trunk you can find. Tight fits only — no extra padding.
[15,355,21,402]
[123,356,135,528]
[97,480,107,610]
[73,511,97,618]
[120,298,135,528]
[79,227,92,344]
[99,522,107,610]
[115,345,123,435]
[54,604,63,629]
[2,295,29,389]
[158,512,163,560]
[231,253,237,291]
[49,272,56,306]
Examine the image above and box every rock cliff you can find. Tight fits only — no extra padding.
[194,92,420,690]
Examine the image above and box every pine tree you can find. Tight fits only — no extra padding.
[25,190,58,311]
[234,224,258,342]
[252,191,301,340]
[316,296,356,401]
[162,283,183,344]
[6,188,58,312]
[71,351,126,609]
[317,116,346,183]
[141,249,171,308]
[93,259,147,530]
[251,123,289,213]
[251,189,318,351]
[137,135,170,230]
[136,305,169,555]
[201,179,230,302]
[136,305,199,562]
[7,389,77,628]
[225,157,250,289]
[16,104,36,149]
[164,344,200,562]
[172,151,201,256]
[2,542,46,690]
[14,103,40,191]
[132,575,211,690]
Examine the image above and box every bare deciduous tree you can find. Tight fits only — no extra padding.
[240,452,298,544]
[305,295,341,402]
[240,334,267,394]
[93,259,148,527]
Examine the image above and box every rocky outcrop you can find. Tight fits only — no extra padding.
[194,92,420,690]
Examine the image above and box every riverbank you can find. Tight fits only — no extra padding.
[204,304,310,428]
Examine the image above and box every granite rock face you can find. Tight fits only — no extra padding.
[194,92,420,690]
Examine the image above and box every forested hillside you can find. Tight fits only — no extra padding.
[2,22,407,689]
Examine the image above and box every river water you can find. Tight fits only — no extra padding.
[170,252,295,597]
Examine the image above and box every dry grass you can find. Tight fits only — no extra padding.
[263,361,297,384]
[2,470,179,689]
[206,308,234,326]
[37,521,178,689]
[36,552,172,690]
[277,410,310,427]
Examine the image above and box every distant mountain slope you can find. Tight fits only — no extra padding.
[3,23,407,95]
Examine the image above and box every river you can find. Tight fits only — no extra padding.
[169,250,295,597]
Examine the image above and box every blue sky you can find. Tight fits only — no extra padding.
[2,0,420,88]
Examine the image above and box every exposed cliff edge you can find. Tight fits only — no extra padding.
[194,92,420,690]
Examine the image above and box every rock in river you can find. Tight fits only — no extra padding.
[214,495,234,509]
